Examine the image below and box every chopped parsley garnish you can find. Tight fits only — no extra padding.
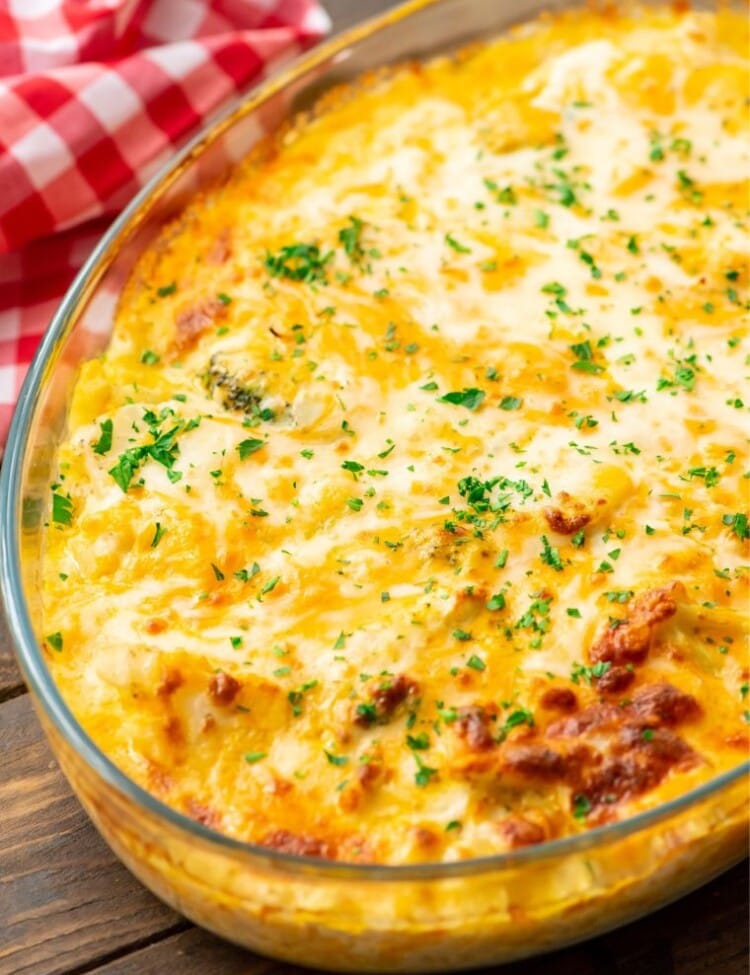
[342,460,365,477]
[140,349,160,365]
[150,522,166,548]
[234,563,260,583]
[108,416,185,492]
[356,702,378,724]
[540,535,564,571]
[569,340,604,374]
[244,752,266,764]
[46,632,63,652]
[93,419,113,455]
[264,242,332,284]
[51,491,74,526]
[414,754,438,787]
[723,512,749,541]
[571,661,611,685]
[604,590,633,604]
[260,575,280,595]
[486,592,506,611]
[445,232,472,253]
[211,563,225,581]
[439,388,485,411]
[325,750,349,766]
[452,628,472,641]
[156,282,176,298]
[466,654,486,671]
[499,396,523,411]
[237,438,265,460]
[572,794,591,819]
[338,216,366,263]
[406,732,430,750]
[497,708,534,741]
[346,497,364,512]
[686,466,721,488]
[288,679,318,716]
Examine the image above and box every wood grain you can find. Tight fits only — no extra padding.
[0,608,23,700]
[81,864,750,975]
[0,693,181,975]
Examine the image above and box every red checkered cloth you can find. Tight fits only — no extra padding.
[0,0,329,452]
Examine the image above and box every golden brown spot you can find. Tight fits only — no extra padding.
[208,671,241,706]
[543,492,591,535]
[261,829,333,859]
[539,687,578,712]
[590,583,684,665]
[497,815,547,848]
[157,668,183,698]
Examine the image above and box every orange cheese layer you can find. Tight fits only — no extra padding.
[43,5,749,863]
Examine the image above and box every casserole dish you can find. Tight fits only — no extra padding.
[1,0,748,969]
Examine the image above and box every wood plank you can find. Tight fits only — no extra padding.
[81,862,749,975]
[324,0,401,32]
[0,693,181,975]
[0,608,23,700]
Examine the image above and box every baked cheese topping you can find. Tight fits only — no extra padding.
[43,5,749,863]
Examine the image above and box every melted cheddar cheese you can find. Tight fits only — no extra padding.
[43,5,749,864]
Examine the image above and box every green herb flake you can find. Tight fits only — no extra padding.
[51,491,74,526]
[722,512,749,541]
[414,755,438,787]
[93,419,113,456]
[572,794,591,819]
[264,242,332,284]
[486,592,506,612]
[406,732,430,750]
[325,750,349,767]
[260,575,281,595]
[439,388,486,411]
[244,751,266,764]
[445,233,472,254]
[46,631,63,652]
[237,438,265,460]
[466,654,486,671]
[150,522,166,548]
[540,535,564,572]
[140,349,160,365]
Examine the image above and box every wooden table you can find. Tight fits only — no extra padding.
[1,2,748,973]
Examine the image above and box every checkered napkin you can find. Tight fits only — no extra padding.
[0,0,329,452]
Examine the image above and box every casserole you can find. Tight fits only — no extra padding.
[1,0,748,969]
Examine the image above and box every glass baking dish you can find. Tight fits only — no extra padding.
[1,0,747,970]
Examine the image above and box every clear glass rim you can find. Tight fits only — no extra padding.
[1,0,747,882]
